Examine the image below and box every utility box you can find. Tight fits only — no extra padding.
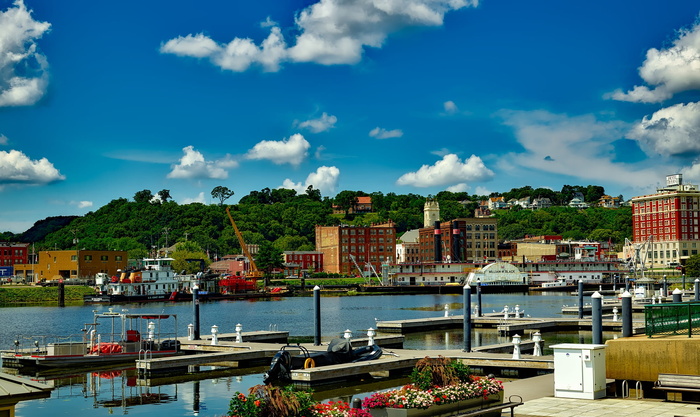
[552,343,607,399]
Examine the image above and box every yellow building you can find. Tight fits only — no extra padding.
[13,250,128,282]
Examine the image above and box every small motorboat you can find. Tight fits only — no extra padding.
[2,308,180,370]
[263,338,382,384]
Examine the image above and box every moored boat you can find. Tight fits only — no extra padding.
[84,257,182,303]
[1,309,180,369]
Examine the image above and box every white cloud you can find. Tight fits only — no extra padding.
[396,153,494,187]
[73,200,93,209]
[0,0,51,107]
[626,101,700,157]
[0,149,64,187]
[474,186,492,196]
[167,146,237,180]
[297,112,337,133]
[446,183,469,192]
[246,133,310,166]
[444,100,458,114]
[610,21,700,103]
[369,126,403,139]
[161,0,477,71]
[0,134,7,145]
[499,109,663,188]
[281,165,340,195]
[160,27,287,72]
[182,192,207,204]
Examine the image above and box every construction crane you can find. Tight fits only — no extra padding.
[226,207,264,282]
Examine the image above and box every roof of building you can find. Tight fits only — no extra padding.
[399,229,420,243]
[356,196,372,204]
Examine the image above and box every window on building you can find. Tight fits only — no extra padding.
[100,255,108,261]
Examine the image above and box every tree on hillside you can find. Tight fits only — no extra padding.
[211,186,234,206]
[134,189,153,203]
[171,241,210,274]
[256,241,284,285]
[305,185,322,202]
[158,189,171,202]
[334,190,360,214]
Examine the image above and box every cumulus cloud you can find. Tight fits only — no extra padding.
[499,109,662,188]
[0,134,7,145]
[297,112,337,133]
[0,149,64,188]
[281,165,340,195]
[167,146,238,180]
[626,101,700,157]
[246,133,310,166]
[182,192,207,204]
[161,0,477,72]
[396,154,494,187]
[446,183,469,192]
[369,126,403,139]
[610,21,700,103]
[443,100,458,114]
[474,186,492,196]
[0,0,51,107]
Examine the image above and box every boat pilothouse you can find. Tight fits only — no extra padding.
[86,258,182,303]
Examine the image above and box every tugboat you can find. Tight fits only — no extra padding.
[84,258,182,303]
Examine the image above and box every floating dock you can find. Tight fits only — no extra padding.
[375,316,645,335]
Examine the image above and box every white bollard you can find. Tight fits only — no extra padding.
[514,305,521,319]
[211,325,219,345]
[344,329,352,340]
[504,305,509,320]
[612,306,618,322]
[532,332,542,357]
[444,304,449,317]
[235,323,243,343]
[147,321,155,340]
[188,323,194,341]
[367,327,376,346]
[652,297,656,304]
[512,334,522,359]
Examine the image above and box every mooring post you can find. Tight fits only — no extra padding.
[621,291,632,337]
[591,291,602,345]
[192,284,200,340]
[663,275,668,298]
[463,283,471,352]
[314,285,321,346]
[578,280,584,319]
[58,279,65,307]
[476,280,482,317]
[695,279,699,302]
[673,288,682,303]
[625,275,630,293]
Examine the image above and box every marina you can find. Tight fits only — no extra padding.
[0,292,653,416]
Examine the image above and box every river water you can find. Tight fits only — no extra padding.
[2,292,610,416]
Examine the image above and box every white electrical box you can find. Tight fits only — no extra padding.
[551,343,607,399]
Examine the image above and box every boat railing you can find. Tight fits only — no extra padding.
[11,334,87,355]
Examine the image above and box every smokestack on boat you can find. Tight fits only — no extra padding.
[434,221,442,262]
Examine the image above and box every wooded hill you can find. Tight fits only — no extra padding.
[1,186,632,260]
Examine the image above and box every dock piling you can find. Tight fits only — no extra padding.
[314,286,321,346]
[578,280,584,319]
[695,279,699,301]
[621,291,632,337]
[192,284,200,340]
[673,288,682,303]
[476,281,482,317]
[463,283,471,352]
[591,292,602,345]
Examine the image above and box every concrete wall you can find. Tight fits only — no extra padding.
[606,336,700,382]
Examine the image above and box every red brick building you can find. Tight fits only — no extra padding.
[283,251,323,276]
[418,218,498,264]
[631,174,700,267]
[315,223,396,275]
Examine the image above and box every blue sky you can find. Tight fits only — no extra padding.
[1,0,700,233]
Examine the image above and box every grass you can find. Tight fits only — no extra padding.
[0,285,96,304]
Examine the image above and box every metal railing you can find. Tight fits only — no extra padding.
[645,301,700,337]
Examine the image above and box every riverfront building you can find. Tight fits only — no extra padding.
[417,218,498,264]
[13,250,128,282]
[0,242,30,278]
[315,223,396,275]
[631,174,700,268]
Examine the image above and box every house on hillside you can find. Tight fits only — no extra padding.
[332,196,373,214]
[569,192,589,208]
[488,196,507,210]
[598,195,621,208]
[530,197,552,209]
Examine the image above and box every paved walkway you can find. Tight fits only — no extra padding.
[502,374,700,416]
